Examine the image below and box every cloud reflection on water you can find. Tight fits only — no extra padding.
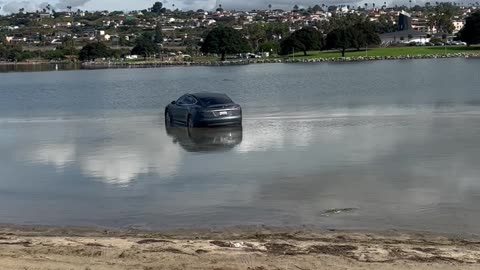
[14,117,182,186]
[27,143,76,170]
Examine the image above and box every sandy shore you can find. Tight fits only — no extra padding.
[0,225,479,270]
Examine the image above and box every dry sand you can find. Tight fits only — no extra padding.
[0,225,479,270]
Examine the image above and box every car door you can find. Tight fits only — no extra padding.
[171,95,187,124]
[176,95,195,124]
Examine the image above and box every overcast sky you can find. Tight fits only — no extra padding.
[0,0,472,14]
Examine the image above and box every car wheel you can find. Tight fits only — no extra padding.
[187,116,195,129]
[165,111,172,126]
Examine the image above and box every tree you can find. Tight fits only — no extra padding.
[151,2,163,14]
[131,33,159,59]
[279,36,306,55]
[355,20,381,49]
[154,24,163,44]
[328,5,337,12]
[312,4,323,13]
[200,26,251,61]
[326,27,355,57]
[266,22,289,41]
[427,3,457,33]
[60,37,77,55]
[119,36,131,46]
[280,27,324,56]
[79,42,111,61]
[374,14,396,33]
[259,41,280,54]
[293,5,299,11]
[458,11,480,45]
[0,33,6,45]
[245,23,266,51]
[324,13,380,55]
[327,26,380,56]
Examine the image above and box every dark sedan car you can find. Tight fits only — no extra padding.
[165,93,242,127]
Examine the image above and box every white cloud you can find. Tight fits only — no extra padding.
[55,0,91,9]
[2,1,38,13]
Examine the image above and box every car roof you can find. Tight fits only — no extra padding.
[190,92,230,99]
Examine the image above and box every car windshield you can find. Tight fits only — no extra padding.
[198,96,232,106]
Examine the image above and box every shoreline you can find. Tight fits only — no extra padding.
[1,52,479,73]
[82,52,480,70]
[1,224,479,269]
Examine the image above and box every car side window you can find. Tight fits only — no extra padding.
[185,96,197,105]
[177,95,187,105]
[177,95,197,106]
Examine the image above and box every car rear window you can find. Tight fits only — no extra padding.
[198,96,232,106]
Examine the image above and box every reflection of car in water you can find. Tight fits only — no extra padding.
[165,93,242,128]
[165,126,243,152]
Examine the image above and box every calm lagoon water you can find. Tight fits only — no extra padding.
[1,59,480,233]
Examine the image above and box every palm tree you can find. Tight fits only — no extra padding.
[409,0,412,9]
[268,4,272,11]
[373,3,376,9]
[19,8,25,13]
[67,5,72,13]
[364,3,368,9]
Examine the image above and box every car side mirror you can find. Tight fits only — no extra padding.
[171,101,176,105]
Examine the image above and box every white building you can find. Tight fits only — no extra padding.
[453,20,465,33]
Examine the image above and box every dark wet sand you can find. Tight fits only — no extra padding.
[0,225,479,270]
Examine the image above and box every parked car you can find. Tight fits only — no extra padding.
[165,93,242,128]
